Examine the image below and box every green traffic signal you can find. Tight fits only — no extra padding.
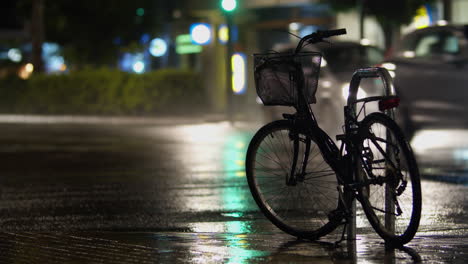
[221,0,237,12]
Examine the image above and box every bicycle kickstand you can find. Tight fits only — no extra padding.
[334,186,355,246]
[334,218,349,247]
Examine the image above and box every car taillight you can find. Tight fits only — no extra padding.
[379,97,400,111]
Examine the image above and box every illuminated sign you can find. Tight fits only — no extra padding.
[218,25,229,44]
[176,34,202,54]
[231,52,246,94]
[218,24,238,44]
[413,5,432,29]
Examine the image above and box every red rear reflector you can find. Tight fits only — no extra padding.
[379,97,400,111]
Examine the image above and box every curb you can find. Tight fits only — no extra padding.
[0,113,229,125]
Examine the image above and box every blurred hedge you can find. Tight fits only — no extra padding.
[0,68,207,115]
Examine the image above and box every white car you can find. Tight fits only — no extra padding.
[383,25,468,138]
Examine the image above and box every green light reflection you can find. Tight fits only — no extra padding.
[222,132,251,212]
[221,131,268,263]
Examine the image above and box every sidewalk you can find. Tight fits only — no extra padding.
[0,113,228,125]
[0,111,268,127]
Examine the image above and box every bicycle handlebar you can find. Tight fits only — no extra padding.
[318,28,347,38]
[295,28,347,54]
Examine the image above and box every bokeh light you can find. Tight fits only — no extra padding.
[132,61,145,74]
[7,48,22,62]
[190,23,212,45]
[149,38,168,57]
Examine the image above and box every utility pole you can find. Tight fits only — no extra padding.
[358,0,365,40]
[31,0,45,72]
[221,0,237,123]
[443,0,452,22]
[225,13,234,122]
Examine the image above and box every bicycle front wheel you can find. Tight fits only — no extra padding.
[245,120,342,240]
[357,113,421,245]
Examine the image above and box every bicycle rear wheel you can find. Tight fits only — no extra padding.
[357,113,421,245]
[245,120,342,240]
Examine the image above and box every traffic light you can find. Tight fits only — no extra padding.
[221,0,237,12]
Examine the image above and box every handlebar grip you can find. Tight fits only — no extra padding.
[296,28,347,53]
[320,28,347,38]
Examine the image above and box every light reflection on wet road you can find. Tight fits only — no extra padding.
[412,129,468,183]
[0,117,466,263]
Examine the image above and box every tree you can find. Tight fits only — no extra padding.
[17,0,183,67]
[326,0,435,50]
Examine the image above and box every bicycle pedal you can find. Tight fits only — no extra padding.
[328,209,347,223]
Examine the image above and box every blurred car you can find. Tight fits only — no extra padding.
[261,41,384,135]
[382,25,468,138]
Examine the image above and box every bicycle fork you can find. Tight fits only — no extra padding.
[286,132,310,186]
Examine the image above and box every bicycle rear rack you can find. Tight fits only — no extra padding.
[347,67,395,106]
[344,67,396,133]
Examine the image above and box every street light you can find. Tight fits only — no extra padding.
[190,23,212,45]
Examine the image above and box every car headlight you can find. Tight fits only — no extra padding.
[342,83,367,100]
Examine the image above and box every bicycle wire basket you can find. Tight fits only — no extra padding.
[254,51,322,106]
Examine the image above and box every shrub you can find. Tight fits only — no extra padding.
[0,68,207,115]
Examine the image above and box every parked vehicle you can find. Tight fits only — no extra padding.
[382,25,468,138]
[261,41,384,136]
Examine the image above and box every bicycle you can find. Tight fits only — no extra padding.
[245,28,422,246]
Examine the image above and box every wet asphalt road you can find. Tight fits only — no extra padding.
[0,115,467,263]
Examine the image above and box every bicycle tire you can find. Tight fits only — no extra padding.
[245,120,342,240]
[357,112,421,245]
